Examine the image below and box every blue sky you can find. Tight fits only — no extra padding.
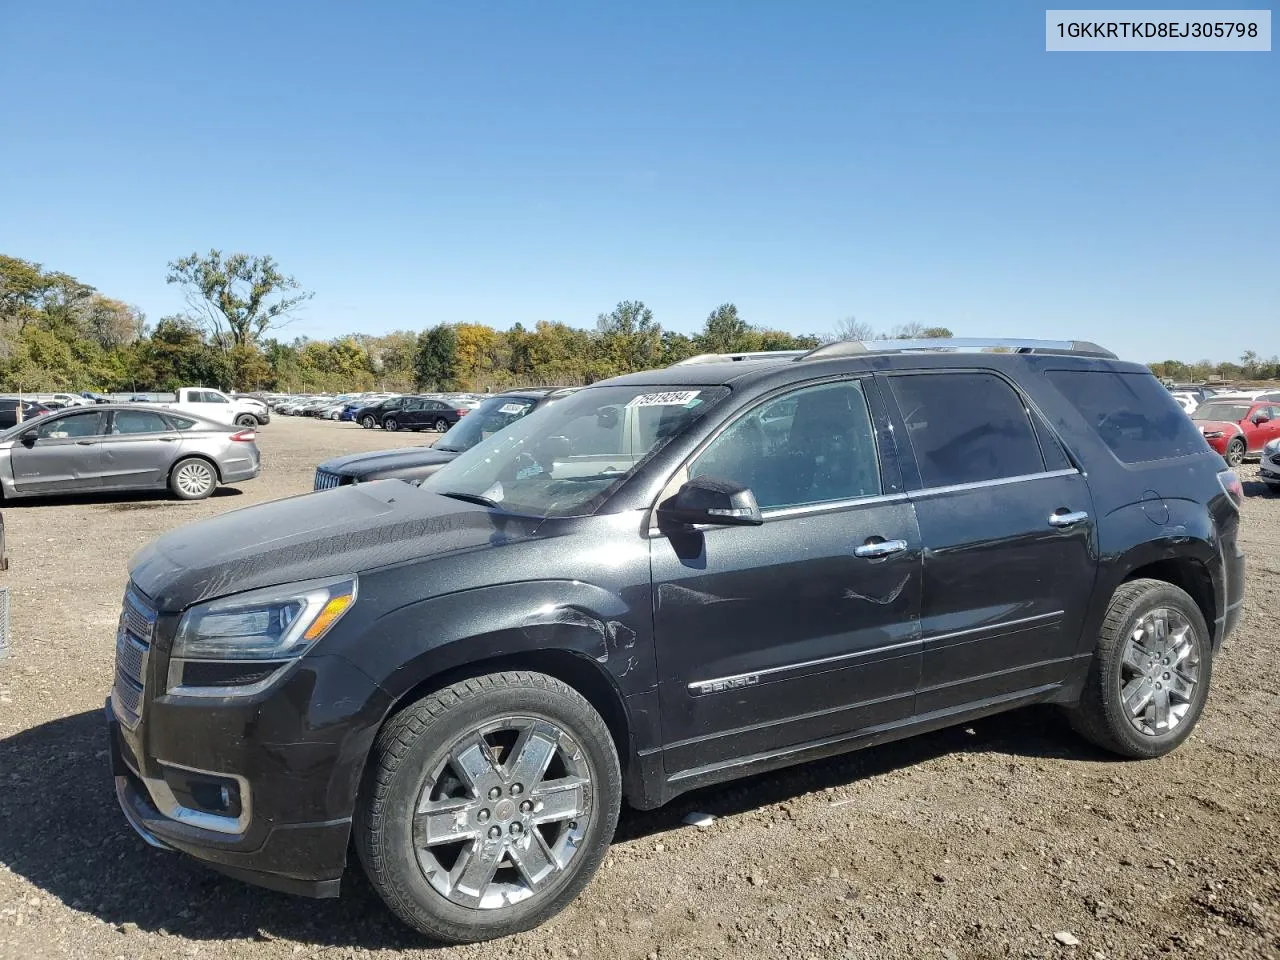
[1,1,1274,362]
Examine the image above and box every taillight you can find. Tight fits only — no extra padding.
[456,409,468,416]
[230,429,256,442]
[1217,470,1243,509]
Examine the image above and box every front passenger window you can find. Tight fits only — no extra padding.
[690,381,881,510]
[38,412,106,439]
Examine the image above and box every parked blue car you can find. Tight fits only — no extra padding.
[338,403,361,422]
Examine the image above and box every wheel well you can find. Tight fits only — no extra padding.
[171,454,222,483]
[381,649,632,776]
[1123,558,1215,635]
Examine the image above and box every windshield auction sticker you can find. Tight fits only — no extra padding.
[1046,9,1271,50]
[626,390,702,407]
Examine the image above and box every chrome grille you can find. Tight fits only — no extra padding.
[112,588,156,729]
[313,470,351,491]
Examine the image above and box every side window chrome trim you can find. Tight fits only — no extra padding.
[761,491,910,520]
[908,467,1080,501]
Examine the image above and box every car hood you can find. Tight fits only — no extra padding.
[318,446,459,477]
[1194,420,1242,436]
[129,481,542,612]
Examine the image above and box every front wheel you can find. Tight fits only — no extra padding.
[169,457,217,501]
[235,414,257,427]
[1069,578,1212,758]
[355,672,621,944]
[361,415,377,429]
[1225,437,1245,467]
[433,418,450,433]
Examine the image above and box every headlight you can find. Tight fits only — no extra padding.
[168,576,356,695]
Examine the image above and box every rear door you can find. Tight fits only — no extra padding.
[882,370,1098,713]
[651,377,923,779]
[98,410,178,489]
[10,411,109,494]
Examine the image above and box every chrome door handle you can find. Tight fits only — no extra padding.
[854,538,908,558]
[75,440,96,446]
[1049,510,1089,527]
[158,436,178,442]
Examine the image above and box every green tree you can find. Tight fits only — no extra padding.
[415,324,458,390]
[697,303,751,353]
[166,250,313,349]
[595,300,661,375]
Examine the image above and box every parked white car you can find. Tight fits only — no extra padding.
[151,387,264,427]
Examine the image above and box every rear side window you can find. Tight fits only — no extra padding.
[112,411,170,435]
[887,372,1045,487]
[169,416,198,430]
[1046,370,1206,463]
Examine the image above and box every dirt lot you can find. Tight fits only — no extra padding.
[0,418,1276,960]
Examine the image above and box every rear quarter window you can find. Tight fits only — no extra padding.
[1046,370,1207,464]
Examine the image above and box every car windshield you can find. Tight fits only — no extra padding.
[1192,402,1250,422]
[420,384,729,518]
[435,395,541,453]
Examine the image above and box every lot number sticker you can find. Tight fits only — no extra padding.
[498,403,526,415]
[626,390,701,408]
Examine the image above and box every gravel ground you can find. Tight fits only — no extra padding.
[0,419,1276,960]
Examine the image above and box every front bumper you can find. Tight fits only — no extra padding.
[1260,457,1280,484]
[106,648,392,897]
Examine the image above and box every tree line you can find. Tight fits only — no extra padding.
[1,251,1271,395]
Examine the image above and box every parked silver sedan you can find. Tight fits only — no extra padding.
[0,405,260,501]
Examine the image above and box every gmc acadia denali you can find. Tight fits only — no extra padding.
[106,338,1245,943]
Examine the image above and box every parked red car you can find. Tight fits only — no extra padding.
[1191,397,1280,466]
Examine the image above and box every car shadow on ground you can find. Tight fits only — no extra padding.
[1242,478,1275,498]
[2,488,244,508]
[0,705,1108,948]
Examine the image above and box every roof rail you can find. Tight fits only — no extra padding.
[671,350,808,366]
[797,337,1117,361]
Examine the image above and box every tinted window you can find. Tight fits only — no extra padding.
[435,395,539,453]
[888,373,1044,487]
[38,412,106,439]
[113,411,170,434]
[1048,370,1207,463]
[1192,402,1250,423]
[691,380,881,509]
[169,416,198,430]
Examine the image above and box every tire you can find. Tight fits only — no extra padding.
[361,415,377,429]
[433,418,450,433]
[384,417,400,432]
[235,414,257,427]
[169,457,218,501]
[355,671,621,944]
[1225,437,1245,467]
[1069,578,1212,759]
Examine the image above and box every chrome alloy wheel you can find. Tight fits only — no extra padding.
[175,461,214,497]
[413,717,593,910]
[1119,607,1201,736]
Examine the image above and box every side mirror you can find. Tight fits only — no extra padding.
[657,476,763,529]
[19,429,37,445]
[1253,413,1271,425]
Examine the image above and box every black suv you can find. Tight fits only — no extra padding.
[314,387,579,490]
[107,339,1245,944]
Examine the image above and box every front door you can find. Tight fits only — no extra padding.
[98,409,177,489]
[10,410,109,494]
[1242,403,1280,453]
[882,370,1098,713]
[651,378,923,782]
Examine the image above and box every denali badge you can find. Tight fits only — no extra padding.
[689,674,760,697]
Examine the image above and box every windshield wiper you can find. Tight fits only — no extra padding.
[437,491,500,508]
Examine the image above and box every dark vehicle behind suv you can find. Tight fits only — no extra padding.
[353,396,407,429]
[107,339,1244,944]
[314,387,578,490]
[380,396,468,433]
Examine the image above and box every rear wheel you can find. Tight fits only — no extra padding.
[433,418,450,432]
[169,457,217,501]
[355,671,621,944]
[361,415,377,429]
[1069,578,1211,758]
[1225,437,1245,467]
[385,417,400,432]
